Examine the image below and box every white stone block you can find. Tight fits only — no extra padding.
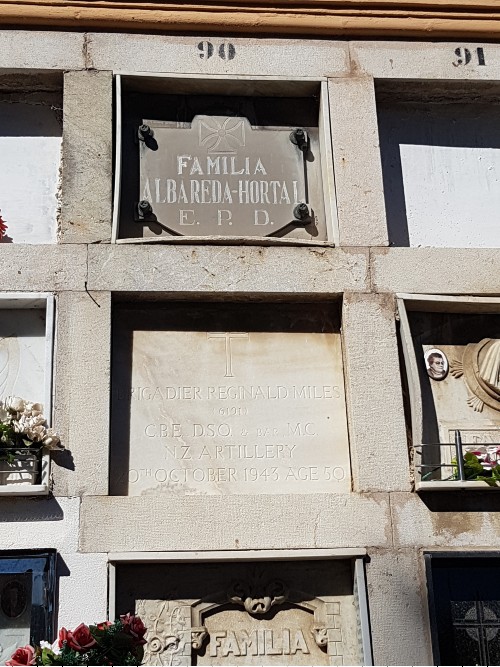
[79,493,390,552]
[0,245,87,290]
[87,245,369,293]
[372,248,500,294]
[0,31,85,70]
[367,548,432,665]
[57,553,108,629]
[329,77,388,247]
[392,492,500,547]
[342,293,411,492]
[87,33,349,78]
[351,41,500,80]
[60,71,113,243]
[53,292,111,496]
[0,497,79,552]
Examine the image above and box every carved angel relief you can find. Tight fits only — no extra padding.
[450,338,500,413]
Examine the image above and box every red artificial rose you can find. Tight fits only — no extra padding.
[0,215,8,241]
[6,645,36,666]
[59,623,97,653]
[96,620,113,631]
[120,613,147,645]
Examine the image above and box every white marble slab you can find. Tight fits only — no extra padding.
[122,327,350,495]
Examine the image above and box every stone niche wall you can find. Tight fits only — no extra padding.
[114,559,362,666]
[0,72,62,244]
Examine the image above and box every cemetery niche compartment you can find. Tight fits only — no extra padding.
[0,550,56,665]
[398,296,500,490]
[110,301,351,496]
[115,77,329,243]
[0,294,54,496]
[0,72,62,244]
[377,81,500,248]
[112,559,365,665]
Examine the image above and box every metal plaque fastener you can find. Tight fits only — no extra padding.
[138,124,153,141]
[289,128,309,152]
[293,203,311,223]
[137,200,153,220]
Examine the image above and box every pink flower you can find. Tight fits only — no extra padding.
[59,624,97,652]
[120,613,147,645]
[6,646,36,665]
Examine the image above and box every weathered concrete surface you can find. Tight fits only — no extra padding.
[371,248,500,294]
[87,33,349,77]
[0,31,85,70]
[53,292,111,496]
[392,492,500,546]
[60,71,112,243]
[351,41,500,80]
[329,77,388,247]
[79,493,391,552]
[87,245,369,293]
[366,548,433,665]
[0,497,79,551]
[0,245,86,290]
[343,293,411,492]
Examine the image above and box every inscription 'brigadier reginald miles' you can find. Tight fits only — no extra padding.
[139,115,313,237]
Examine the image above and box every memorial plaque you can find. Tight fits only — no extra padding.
[138,115,319,238]
[111,304,350,496]
[115,560,364,666]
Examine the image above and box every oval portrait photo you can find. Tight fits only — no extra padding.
[424,348,449,381]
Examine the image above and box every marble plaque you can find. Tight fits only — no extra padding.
[112,305,350,495]
[115,560,362,666]
[139,115,319,238]
[0,309,46,405]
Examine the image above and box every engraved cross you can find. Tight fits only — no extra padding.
[207,332,249,377]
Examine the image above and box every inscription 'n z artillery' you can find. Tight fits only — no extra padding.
[207,332,249,377]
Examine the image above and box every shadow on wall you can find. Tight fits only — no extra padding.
[0,496,64,522]
[377,85,500,247]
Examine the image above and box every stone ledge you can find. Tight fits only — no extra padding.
[391,491,500,547]
[0,30,85,69]
[371,247,500,295]
[0,244,87,291]
[79,493,391,552]
[87,245,369,294]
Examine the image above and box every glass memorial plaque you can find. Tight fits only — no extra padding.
[138,115,320,238]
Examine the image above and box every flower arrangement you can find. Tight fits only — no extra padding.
[0,396,62,465]
[454,446,500,485]
[6,615,147,666]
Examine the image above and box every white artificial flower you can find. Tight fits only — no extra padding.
[42,432,63,451]
[24,402,43,417]
[4,396,25,414]
[39,641,52,650]
[26,425,46,442]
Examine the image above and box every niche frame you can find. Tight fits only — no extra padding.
[0,293,55,496]
[111,73,338,246]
